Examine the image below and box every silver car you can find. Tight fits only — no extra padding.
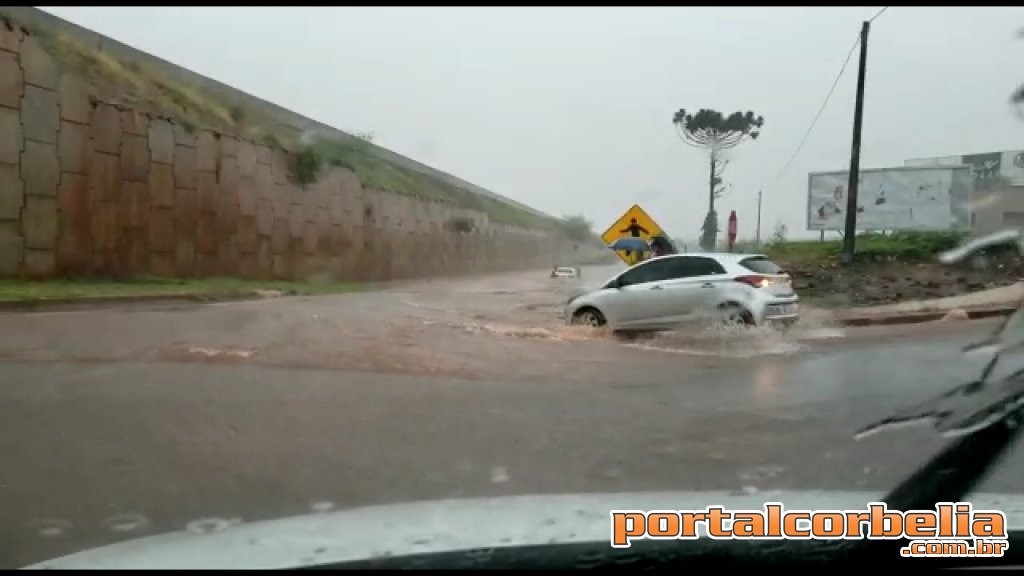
[564,253,799,331]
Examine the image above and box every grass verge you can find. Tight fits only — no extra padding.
[0,277,364,303]
[734,231,971,267]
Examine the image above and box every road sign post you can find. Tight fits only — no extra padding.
[727,210,738,252]
[601,204,665,266]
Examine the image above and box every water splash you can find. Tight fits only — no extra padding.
[621,324,804,358]
[445,321,609,342]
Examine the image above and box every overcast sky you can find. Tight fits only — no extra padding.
[39,7,1024,241]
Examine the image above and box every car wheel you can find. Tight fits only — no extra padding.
[571,307,606,327]
[717,304,753,328]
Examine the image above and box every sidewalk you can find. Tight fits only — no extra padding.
[836,283,1022,326]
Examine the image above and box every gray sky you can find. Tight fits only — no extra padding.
[39,7,1024,241]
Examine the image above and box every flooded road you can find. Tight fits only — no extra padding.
[0,264,1016,567]
[0,262,852,380]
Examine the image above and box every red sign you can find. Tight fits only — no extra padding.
[727,210,738,251]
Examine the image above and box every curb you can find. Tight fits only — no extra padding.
[838,305,1017,327]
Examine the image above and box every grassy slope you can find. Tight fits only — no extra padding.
[32,26,560,231]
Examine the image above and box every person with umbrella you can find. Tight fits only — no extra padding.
[618,218,649,264]
[607,236,653,265]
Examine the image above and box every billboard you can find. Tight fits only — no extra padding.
[906,150,1024,187]
[806,165,973,231]
[1003,150,1024,186]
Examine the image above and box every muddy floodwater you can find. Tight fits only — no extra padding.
[0,263,938,385]
[390,263,848,359]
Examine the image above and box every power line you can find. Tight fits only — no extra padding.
[771,31,861,185]
[869,6,889,23]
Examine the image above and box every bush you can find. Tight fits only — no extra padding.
[770,223,788,245]
[447,216,475,234]
[294,145,323,187]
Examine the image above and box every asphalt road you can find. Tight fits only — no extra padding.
[2,264,1022,568]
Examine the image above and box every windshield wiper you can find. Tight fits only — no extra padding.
[854,228,1024,510]
[823,229,1024,561]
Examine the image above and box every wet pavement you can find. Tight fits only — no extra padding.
[0,263,865,381]
[2,263,1023,567]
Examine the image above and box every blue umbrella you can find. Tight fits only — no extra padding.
[607,237,651,253]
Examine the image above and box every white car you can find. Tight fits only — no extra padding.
[550,266,582,279]
[563,253,799,331]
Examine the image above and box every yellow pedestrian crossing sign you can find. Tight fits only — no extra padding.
[601,204,665,265]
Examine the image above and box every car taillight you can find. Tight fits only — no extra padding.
[735,275,769,288]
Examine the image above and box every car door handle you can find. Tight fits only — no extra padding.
[701,283,715,288]
[649,285,663,290]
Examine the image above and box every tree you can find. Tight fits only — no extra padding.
[770,222,789,245]
[672,109,764,250]
[700,210,718,250]
[559,214,595,243]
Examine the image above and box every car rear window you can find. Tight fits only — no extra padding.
[739,256,784,274]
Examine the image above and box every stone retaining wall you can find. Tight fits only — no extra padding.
[0,21,572,281]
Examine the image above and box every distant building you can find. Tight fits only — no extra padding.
[905,151,1024,234]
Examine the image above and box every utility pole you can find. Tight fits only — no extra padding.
[755,189,762,246]
[840,20,870,265]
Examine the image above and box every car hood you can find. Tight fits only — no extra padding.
[25,489,1024,569]
[565,280,604,301]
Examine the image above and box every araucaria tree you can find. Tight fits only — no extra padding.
[672,109,764,251]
